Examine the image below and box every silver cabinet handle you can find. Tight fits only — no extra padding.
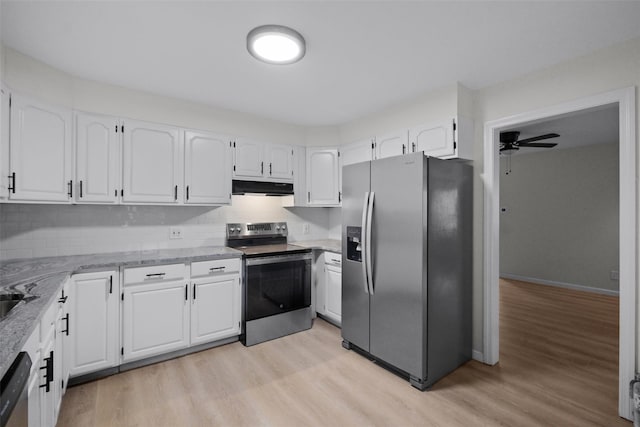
[145,273,166,279]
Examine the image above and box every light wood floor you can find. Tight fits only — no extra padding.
[58,279,628,426]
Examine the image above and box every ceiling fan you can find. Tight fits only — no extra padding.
[499,131,560,153]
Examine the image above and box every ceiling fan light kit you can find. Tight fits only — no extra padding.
[247,25,306,65]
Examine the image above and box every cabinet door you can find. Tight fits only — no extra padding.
[233,138,264,178]
[9,94,72,202]
[190,274,240,345]
[341,139,373,167]
[68,271,119,377]
[122,120,182,203]
[325,264,342,324]
[39,337,56,427]
[0,84,9,200]
[410,120,455,158]
[266,143,293,181]
[75,113,120,203]
[184,130,232,205]
[306,148,340,206]
[122,280,190,362]
[54,304,64,418]
[27,365,42,427]
[375,129,408,160]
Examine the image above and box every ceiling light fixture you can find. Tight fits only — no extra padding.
[247,25,306,65]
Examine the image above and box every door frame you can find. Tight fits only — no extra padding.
[482,86,636,419]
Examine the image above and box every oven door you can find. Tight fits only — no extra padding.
[245,252,312,321]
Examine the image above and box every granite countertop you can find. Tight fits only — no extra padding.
[0,246,242,379]
[291,239,341,254]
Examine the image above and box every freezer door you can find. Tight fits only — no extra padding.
[341,161,371,351]
[369,152,426,379]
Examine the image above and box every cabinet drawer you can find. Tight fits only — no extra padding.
[124,263,186,285]
[324,252,341,267]
[191,258,241,278]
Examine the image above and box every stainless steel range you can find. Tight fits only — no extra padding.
[227,222,313,346]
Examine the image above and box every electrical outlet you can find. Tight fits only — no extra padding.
[169,227,183,239]
[610,270,619,281]
[303,223,310,234]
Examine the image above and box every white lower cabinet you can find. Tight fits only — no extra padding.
[323,252,342,325]
[190,258,242,345]
[315,251,342,325]
[122,278,190,362]
[190,275,241,345]
[67,271,119,377]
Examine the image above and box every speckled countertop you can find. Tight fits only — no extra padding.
[291,239,341,253]
[0,246,242,379]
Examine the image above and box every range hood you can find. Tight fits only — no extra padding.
[232,180,294,196]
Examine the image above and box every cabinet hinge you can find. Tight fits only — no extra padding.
[337,151,340,157]
[371,142,374,149]
[121,347,124,356]
[454,141,457,149]
[121,189,124,197]
[452,118,457,131]
[229,141,232,147]
[233,141,236,148]
[8,95,11,107]
[121,125,124,133]
[233,165,236,171]
[115,125,118,133]
[61,379,64,389]
[121,292,124,301]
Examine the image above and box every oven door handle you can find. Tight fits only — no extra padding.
[245,253,312,266]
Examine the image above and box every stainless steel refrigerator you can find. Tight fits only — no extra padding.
[341,152,472,390]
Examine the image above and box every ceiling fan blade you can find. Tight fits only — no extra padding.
[517,142,558,148]
[516,133,560,144]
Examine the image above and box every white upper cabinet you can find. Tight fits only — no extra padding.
[9,94,73,202]
[341,138,374,167]
[233,138,293,182]
[0,84,9,200]
[122,119,182,204]
[410,120,454,158]
[75,113,120,204]
[266,143,293,180]
[306,147,340,206]
[374,129,409,160]
[233,137,264,178]
[410,117,473,160]
[184,130,232,205]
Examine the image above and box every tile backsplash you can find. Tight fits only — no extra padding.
[0,196,336,260]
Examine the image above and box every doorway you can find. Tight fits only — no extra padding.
[482,87,636,419]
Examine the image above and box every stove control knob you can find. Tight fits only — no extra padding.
[281,225,286,230]
[276,226,281,230]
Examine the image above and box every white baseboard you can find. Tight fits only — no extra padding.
[500,273,619,297]
[472,349,484,363]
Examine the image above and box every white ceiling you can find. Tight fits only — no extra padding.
[2,1,640,127]
[502,104,619,156]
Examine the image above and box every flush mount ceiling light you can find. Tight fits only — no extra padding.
[247,25,306,65]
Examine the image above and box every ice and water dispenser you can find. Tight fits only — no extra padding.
[346,226,362,262]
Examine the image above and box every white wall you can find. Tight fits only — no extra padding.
[500,143,619,293]
[0,197,331,259]
[338,83,460,144]
[3,47,307,146]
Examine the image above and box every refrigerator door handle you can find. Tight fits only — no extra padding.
[361,192,370,294]
[366,191,375,294]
